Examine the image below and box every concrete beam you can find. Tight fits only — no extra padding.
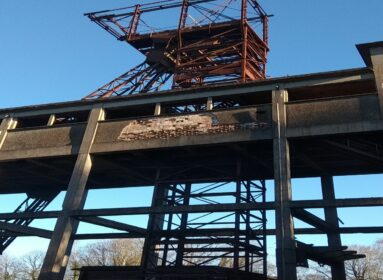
[291,208,333,233]
[0,221,52,239]
[0,197,381,221]
[78,216,147,235]
[289,197,383,209]
[0,68,373,119]
[73,226,383,240]
[8,225,383,240]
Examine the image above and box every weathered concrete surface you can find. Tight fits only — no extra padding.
[286,94,383,137]
[371,47,383,116]
[0,89,381,160]
[287,94,380,128]
[39,108,104,280]
[92,106,272,153]
[0,124,85,160]
[273,89,297,280]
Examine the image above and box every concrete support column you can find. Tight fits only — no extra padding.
[206,97,213,110]
[370,46,383,117]
[39,107,105,280]
[0,116,17,149]
[321,176,346,280]
[358,42,383,117]
[272,89,297,280]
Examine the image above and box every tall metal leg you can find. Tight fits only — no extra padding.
[141,182,169,276]
[175,183,191,267]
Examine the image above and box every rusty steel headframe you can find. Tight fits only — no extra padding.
[83,0,271,99]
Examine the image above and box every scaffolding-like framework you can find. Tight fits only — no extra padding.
[83,0,270,99]
[142,179,267,274]
[81,2,270,276]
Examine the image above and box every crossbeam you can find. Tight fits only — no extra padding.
[0,221,52,239]
[77,216,147,235]
[6,226,383,240]
[0,197,382,220]
[291,208,333,233]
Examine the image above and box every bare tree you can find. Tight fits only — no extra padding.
[0,254,21,280]
[64,239,143,279]
[76,239,143,266]
[79,240,110,266]
[346,239,383,280]
[19,251,44,280]
[108,239,142,266]
[296,239,383,280]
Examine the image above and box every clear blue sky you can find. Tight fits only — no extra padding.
[0,0,382,261]
[1,0,382,108]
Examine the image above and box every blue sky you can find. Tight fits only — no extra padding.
[1,0,382,108]
[0,0,382,262]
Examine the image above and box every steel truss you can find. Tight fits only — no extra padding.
[0,192,58,254]
[141,178,267,275]
[85,62,173,99]
[83,0,270,100]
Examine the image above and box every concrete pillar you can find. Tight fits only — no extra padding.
[47,114,56,126]
[357,42,383,117]
[154,103,161,116]
[0,116,17,149]
[272,89,297,280]
[370,46,383,117]
[321,176,346,280]
[206,97,213,110]
[39,107,105,280]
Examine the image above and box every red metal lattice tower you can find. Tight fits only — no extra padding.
[84,0,270,99]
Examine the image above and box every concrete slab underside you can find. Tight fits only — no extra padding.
[0,131,382,194]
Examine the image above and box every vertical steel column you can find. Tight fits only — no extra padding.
[261,179,268,275]
[241,0,248,82]
[321,176,346,280]
[39,107,105,280]
[272,89,297,280]
[233,160,241,269]
[161,187,176,266]
[173,0,189,87]
[245,180,251,272]
[262,15,268,75]
[127,5,141,40]
[175,183,191,267]
[141,182,168,273]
